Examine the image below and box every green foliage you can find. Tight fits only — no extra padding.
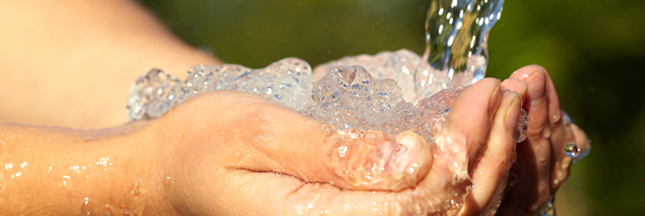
[138,0,645,214]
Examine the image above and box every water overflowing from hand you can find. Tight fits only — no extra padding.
[125,0,513,214]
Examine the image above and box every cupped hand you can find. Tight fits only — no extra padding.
[146,78,523,215]
[496,65,591,215]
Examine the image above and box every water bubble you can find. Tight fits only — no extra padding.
[127,58,314,120]
[564,142,580,158]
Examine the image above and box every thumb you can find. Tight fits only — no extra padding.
[256,102,433,191]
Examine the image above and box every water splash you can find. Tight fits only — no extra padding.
[124,0,515,214]
[126,58,313,121]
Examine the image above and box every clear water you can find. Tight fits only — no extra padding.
[416,0,504,98]
[125,0,514,214]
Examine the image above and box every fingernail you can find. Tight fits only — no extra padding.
[501,78,528,106]
[526,71,547,106]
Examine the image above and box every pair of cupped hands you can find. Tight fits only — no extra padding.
[148,65,589,215]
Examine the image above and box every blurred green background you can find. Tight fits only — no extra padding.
[138,0,645,215]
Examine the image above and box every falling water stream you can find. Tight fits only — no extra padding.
[416,0,504,97]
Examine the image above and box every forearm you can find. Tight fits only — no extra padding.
[0,0,220,129]
[0,122,172,215]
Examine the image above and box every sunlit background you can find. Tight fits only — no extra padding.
[138,0,645,215]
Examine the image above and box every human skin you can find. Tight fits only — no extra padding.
[0,74,589,215]
[0,79,523,215]
[0,0,589,215]
[497,66,591,215]
[0,0,219,129]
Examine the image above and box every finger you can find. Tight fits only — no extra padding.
[551,121,592,189]
[504,65,553,212]
[536,70,575,191]
[176,160,412,215]
[439,78,502,175]
[550,110,573,189]
[216,169,429,216]
[460,90,521,215]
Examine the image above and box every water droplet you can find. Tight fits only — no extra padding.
[103,205,113,216]
[81,198,93,215]
[564,142,580,158]
[368,137,377,145]
[130,182,140,196]
[453,174,459,185]
[412,202,426,215]
[163,175,172,188]
[122,208,132,216]
[573,139,592,163]
[333,138,341,147]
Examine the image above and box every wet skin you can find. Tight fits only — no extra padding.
[1,78,516,215]
[0,68,588,215]
[152,68,588,215]
[151,78,522,215]
[497,66,591,215]
[0,1,590,215]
